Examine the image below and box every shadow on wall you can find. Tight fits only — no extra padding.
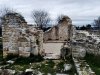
[60,47,71,59]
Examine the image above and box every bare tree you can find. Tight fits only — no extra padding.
[0,7,15,37]
[57,14,64,23]
[93,17,100,34]
[32,10,50,31]
[0,7,15,25]
[0,7,14,16]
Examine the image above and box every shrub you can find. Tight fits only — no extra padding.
[85,53,100,75]
[14,54,44,65]
[6,54,18,60]
[85,53,100,67]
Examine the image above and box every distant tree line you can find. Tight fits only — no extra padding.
[76,24,92,30]
[76,16,100,34]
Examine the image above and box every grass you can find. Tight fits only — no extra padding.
[0,38,3,61]
[39,60,55,74]
[38,59,76,75]
[85,53,100,75]
[0,50,77,75]
[0,37,77,74]
[0,50,3,61]
[3,59,76,75]
[2,53,44,65]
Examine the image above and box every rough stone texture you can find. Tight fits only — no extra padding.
[2,14,76,59]
[43,16,74,59]
[72,30,100,57]
[43,42,63,56]
[44,16,72,42]
[2,13,43,57]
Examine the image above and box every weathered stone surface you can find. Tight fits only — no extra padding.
[2,13,43,57]
[72,30,100,57]
[44,16,72,42]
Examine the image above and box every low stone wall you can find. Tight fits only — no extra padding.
[73,58,96,75]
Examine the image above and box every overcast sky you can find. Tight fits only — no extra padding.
[0,0,100,26]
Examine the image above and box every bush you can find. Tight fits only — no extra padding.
[39,60,55,74]
[0,38,2,49]
[6,54,18,60]
[46,60,55,68]
[30,54,44,62]
[57,61,64,69]
[14,54,44,65]
[85,53,100,75]
[85,53,100,67]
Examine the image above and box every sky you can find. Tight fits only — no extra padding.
[0,0,100,26]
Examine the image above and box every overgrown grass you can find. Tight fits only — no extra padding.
[0,37,2,49]
[1,54,44,71]
[85,53,100,75]
[7,54,44,65]
[39,60,56,75]
[0,38,3,61]
[2,56,77,74]
[0,50,3,61]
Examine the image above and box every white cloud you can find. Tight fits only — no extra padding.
[0,0,100,26]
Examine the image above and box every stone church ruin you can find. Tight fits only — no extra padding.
[2,13,43,57]
[2,13,74,59]
[44,16,72,42]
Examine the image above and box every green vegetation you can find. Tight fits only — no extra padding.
[85,53,100,75]
[4,53,44,65]
[0,38,3,61]
[0,38,2,49]
[39,60,56,75]
[0,54,44,71]
[31,59,76,75]
[0,50,3,61]
[2,59,77,74]
[5,54,18,60]
[15,55,43,65]
[0,37,77,74]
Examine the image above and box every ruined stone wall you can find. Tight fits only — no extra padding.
[2,13,43,57]
[44,16,72,42]
[44,26,58,41]
[58,22,69,41]
[37,30,44,55]
[72,30,100,57]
